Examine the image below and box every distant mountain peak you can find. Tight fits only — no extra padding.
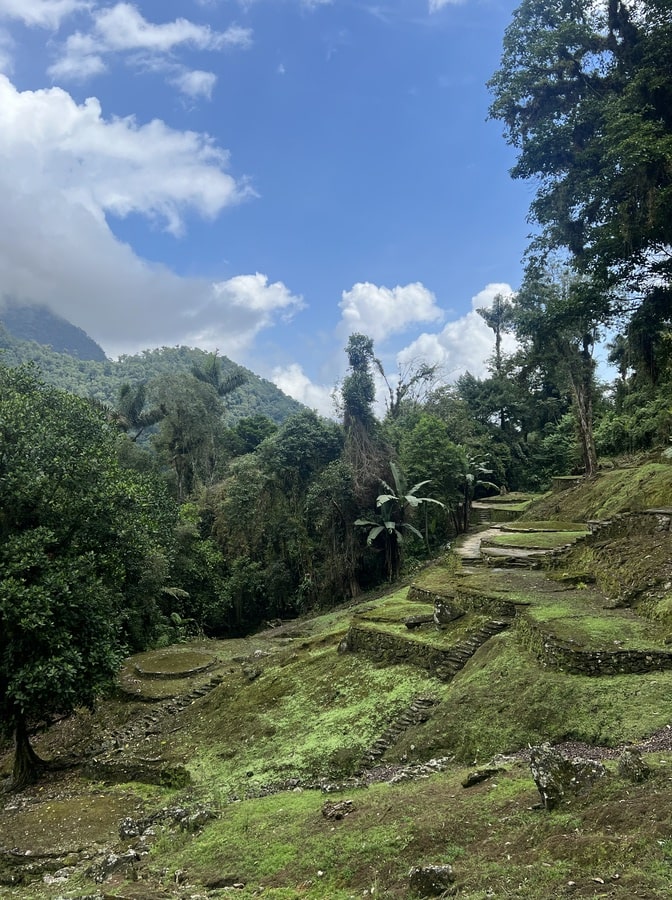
[0,299,107,362]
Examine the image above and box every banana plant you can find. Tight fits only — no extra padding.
[355,462,444,581]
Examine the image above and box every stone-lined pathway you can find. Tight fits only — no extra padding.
[453,526,502,563]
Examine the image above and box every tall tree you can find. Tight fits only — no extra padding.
[340,333,390,507]
[191,350,247,398]
[514,266,601,477]
[0,364,175,789]
[116,381,166,442]
[477,292,515,381]
[489,0,672,312]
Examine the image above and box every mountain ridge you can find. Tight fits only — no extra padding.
[0,303,305,423]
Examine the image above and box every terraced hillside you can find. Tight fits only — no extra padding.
[2,464,672,898]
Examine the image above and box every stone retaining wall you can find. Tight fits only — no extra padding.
[407,584,517,619]
[343,625,456,679]
[516,614,672,676]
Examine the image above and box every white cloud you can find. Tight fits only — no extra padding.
[49,3,251,82]
[0,75,253,235]
[428,0,463,11]
[0,0,88,29]
[271,363,335,417]
[0,74,299,359]
[338,281,444,343]
[93,3,249,52]
[170,68,217,100]
[397,282,517,380]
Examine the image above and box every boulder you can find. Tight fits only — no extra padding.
[409,865,456,897]
[618,747,651,783]
[529,743,607,810]
[322,800,354,820]
[461,766,504,788]
[405,614,435,629]
[433,599,464,626]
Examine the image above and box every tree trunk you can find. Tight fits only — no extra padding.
[10,715,44,791]
[568,341,598,478]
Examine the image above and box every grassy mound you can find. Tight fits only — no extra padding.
[522,461,672,522]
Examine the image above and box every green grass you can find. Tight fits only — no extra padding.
[175,642,444,794]
[522,462,672,522]
[501,520,589,533]
[482,531,587,550]
[409,634,672,762]
[142,760,672,899]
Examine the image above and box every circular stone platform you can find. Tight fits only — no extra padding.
[132,648,215,680]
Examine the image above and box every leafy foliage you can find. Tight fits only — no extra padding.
[0,364,176,786]
[355,462,444,581]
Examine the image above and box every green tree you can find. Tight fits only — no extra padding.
[115,381,166,442]
[0,365,176,789]
[191,350,247,398]
[305,459,365,600]
[151,374,228,500]
[400,415,469,539]
[477,293,515,381]
[340,333,390,509]
[488,0,672,310]
[514,266,601,477]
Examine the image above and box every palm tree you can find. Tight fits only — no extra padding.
[116,382,166,442]
[191,351,247,398]
[355,462,443,581]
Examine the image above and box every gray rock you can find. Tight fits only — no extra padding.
[87,849,140,883]
[433,600,464,626]
[461,766,504,788]
[118,817,140,839]
[405,614,435,629]
[618,747,651,783]
[409,864,456,896]
[322,800,354,820]
[530,743,607,810]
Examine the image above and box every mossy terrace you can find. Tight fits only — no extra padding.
[3,463,672,898]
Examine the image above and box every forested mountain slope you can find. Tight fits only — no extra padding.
[0,317,304,424]
[0,299,107,361]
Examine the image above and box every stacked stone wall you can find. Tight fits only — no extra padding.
[407,584,517,619]
[516,614,672,676]
[344,625,456,679]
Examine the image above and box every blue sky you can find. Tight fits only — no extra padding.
[0,0,531,415]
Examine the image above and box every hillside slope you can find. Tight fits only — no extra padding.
[2,462,672,898]
[0,335,305,424]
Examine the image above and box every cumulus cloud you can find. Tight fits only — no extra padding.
[48,3,251,82]
[397,282,517,380]
[0,0,88,29]
[0,75,253,234]
[271,363,335,417]
[338,281,444,343]
[170,68,217,100]
[0,74,300,359]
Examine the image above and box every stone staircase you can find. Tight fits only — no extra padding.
[360,696,438,768]
[473,503,493,525]
[433,619,511,680]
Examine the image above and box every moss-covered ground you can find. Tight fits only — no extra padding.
[481,530,588,550]
[4,462,672,898]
